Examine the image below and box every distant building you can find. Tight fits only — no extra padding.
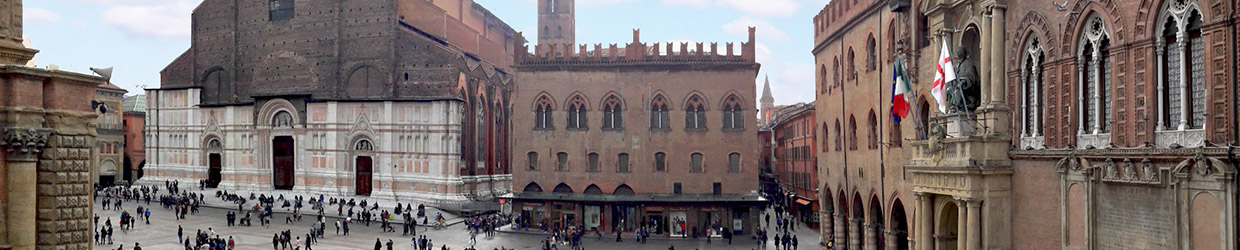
[0,1,108,249]
[505,0,764,236]
[123,95,147,183]
[145,0,521,211]
[766,102,818,228]
[95,83,127,186]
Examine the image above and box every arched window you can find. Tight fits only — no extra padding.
[820,65,828,93]
[587,153,600,172]
[617,153,630,173]
[887,21,897,62]
[685,95,707,130]
[822,122,830,152]
[654,152,667,172]
[690,153,703,173]
[527,152,539,171]
[722,95,744,130]
[566,95,587,130]
[602,95,623,131]
[1078,15,1113,138]
[848,115,858,150]
[1022,37,1045,141]
[847,47,856,80]
[557,26,563,38]
[556,152,568,171]
[543,26,549,38]
[534,95,554,130]
[917,96,930,139]
[728,153,741,173]
[650,94,670,130]
[890,118,902,147]
[867,110,878,149]
[834,119,843,151]
[865,34,877,72]
[1157,2,1206,133]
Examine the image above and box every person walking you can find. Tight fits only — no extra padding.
[792,235,798,250]
[375,238,383,250]
[177,225,183,244]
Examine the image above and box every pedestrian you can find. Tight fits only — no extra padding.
[273,233,280,250]
[792,235,798,250]
[177,225,183,244]
[375,238,383,250]
[336,220,341,235]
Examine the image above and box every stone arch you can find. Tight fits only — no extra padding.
[523,182,544,193]
[613,184,635,195]
[682,91,710,111]
[553,183,574,193]
[938,199,961,249]
[564,92,591,111]
[100,159,118,175]
[584,184,603,194]
[346,65,384,98]
[532,92,557,111]
[651,91,673,111]
[1190,191,1222,250]
[599,92,626,111]
[718,92,745,111]
[1063,1,1126,57]
[1066,183,1086,247]
[257,98,300,127]
[889,197,910,250]
[200,66,230,102]
[869,194,886,249]
[1012,11,1057,67]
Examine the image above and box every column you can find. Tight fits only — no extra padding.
[1175,35,1189,130]
[978,7,992,107]
[2,127,50,250]
[1091,43,1103,134]
[967,200,982,250]
[955,198,967,250]
[915,192,933,250]
[851,218,863,250]
[990,6,1007,106]
[1076,59,1088,136]
[864,223,877,250]
[1154,41,1166,131]
[1031,52,1042,136]
[885,230,899,250]
[836,213,847,248]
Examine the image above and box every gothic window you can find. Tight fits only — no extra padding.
[1022,37,1045,139]
[650,94,670,130]
[355,139,373,151]
[269,0,294,21]
[822,122,830,151]
[889,119,902,147]
[917,96,930,139]
[728,153,740,173]
[557,26,563,38]
[556,152,568,171]
[820,65,828,93]
[834,119,843,151]
[848,115,858,150]
[272,111,294,128]
[617,153,630,173]
[566,95,587,130]
[655,152,667,172]
[887,21,897,62]
[1078,16,1113,136]
[867,110,878,149]
[588,153,600,172]
[602,95,623,131]
[1157,2,1206,131]
[534,95,554,130]
[690,153,703,173]
[685,95,707,131]
[722,95,744,130]
[527,152,538,171]
[847,47,856,80]
[865,34,877,72]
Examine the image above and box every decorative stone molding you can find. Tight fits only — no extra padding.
[1076,133,1111,149]
[1101,158,1162,185]
[1154,129,1205,148]
[1,127,51,162]
[1019,136,1044,150]
[1173,153,1228,177]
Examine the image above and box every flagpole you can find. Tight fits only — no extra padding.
[903,54,927,140]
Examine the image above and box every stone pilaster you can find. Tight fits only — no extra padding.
[1,127,50,250]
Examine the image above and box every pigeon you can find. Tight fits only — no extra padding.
[1054,0,1070,11]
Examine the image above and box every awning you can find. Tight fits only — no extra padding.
[795,198,811,206]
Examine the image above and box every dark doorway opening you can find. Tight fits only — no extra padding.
[273,136,295,190]
[356,156,373,196]
[208,153,222,188]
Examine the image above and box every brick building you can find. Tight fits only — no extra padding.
[505,0,764,237]
[145,0,521,211]
[95,83,127,186]
[767,102,820,228]
[123,95,147,183]
[811,0,1237,249]
[0,1,107,249]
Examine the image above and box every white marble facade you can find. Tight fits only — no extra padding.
[143,88,511,207]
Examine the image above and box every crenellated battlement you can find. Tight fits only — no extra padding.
[812,0,883,43]
[517,28,757,66]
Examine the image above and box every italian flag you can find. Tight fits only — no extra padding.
[891,56,912,122]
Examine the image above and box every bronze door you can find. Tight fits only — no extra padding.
[356,156,373,196]
[272,136,295,190]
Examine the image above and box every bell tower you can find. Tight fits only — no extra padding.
[537,0,575,47]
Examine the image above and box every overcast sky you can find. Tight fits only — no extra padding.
[24,0,827,107]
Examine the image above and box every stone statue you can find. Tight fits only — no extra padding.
[947,47,981,113]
